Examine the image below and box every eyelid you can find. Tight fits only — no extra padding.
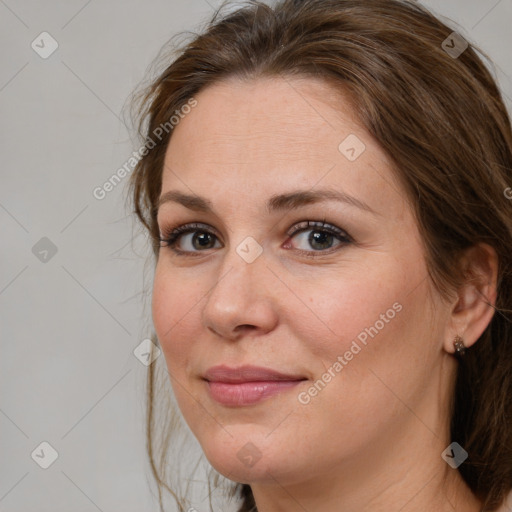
[286,220,351,240]
[159,222,218,239]
[159,219,349,239]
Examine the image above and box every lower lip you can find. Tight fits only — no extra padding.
[206,380,305,406]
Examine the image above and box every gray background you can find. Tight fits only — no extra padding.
[1,1,511,511]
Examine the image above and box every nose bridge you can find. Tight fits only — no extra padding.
[201,236,278,336]
[207,236,267,307]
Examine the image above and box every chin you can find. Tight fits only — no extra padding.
[198,425,285,484]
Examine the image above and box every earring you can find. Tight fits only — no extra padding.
[453,335,466,357]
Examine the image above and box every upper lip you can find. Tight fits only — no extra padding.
[203,365,307,383]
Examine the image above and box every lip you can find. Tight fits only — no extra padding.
[203,365,307,406]
[204,364,306,383]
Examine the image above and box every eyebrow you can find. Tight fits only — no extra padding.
[156,188,379,216]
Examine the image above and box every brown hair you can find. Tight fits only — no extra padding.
[127,0,512,510]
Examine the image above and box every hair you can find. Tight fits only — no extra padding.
[126,0,512,510]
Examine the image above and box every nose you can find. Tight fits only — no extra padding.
[201,244,280,341]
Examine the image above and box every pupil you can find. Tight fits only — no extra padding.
[194,232,214,249]
[310,231,332,250]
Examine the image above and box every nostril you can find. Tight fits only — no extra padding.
[235,324,257,333]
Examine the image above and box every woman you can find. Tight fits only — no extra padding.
[128,0,512,510]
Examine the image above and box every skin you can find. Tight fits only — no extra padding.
[152,76,498,512]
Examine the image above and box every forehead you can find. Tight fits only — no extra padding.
[167,76,365,161]
[161,76,405,218]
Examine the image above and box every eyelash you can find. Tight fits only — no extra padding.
[158,219,352,259]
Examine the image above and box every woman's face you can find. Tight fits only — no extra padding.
[152,76,455,486]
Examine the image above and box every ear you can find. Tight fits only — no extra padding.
[444,243,499,355]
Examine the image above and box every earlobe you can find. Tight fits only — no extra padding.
[445,243,499,355]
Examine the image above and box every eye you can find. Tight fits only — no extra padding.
[284,220,352,257]
[158,219,352,257]
[159,223,221,255]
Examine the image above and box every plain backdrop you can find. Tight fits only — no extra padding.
[1,1,511,511]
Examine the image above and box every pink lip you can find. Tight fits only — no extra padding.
[203,365,307,406]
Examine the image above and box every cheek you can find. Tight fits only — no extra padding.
[151,266,208,425]
[151,266,198,372]
[294,253,430,389]
[295,265,404,354]
[311,268,435,412]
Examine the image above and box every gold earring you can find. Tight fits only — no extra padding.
[453,335,466,357]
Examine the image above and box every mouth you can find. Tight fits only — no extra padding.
[202,365,308,407]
